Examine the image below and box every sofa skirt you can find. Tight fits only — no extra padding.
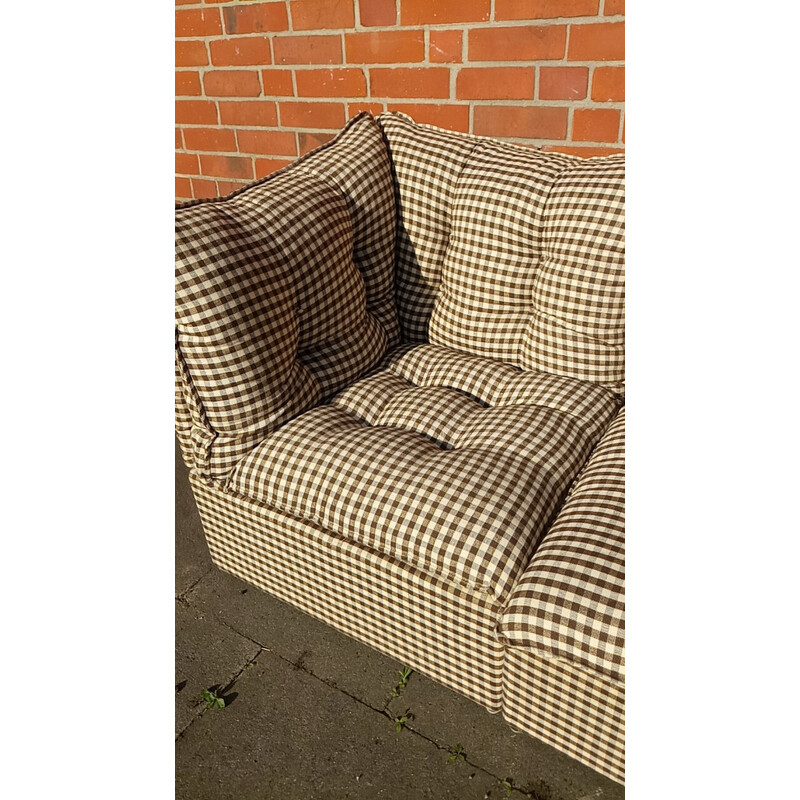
[189,474,506,712]
[502,648,625,784]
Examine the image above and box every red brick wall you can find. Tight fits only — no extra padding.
[176,0,625,201]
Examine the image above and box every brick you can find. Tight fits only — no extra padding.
[261,69,295,95]
[183,127,238,153]
[572,108,620,142]
[218,100,278,126]
[223,3,288,34]
[429,30,462,63]
[370,67,450,98]
[236,129,298,156]
[542,144,623,157]
[279,101,346,128]
[176,152,200,175]
[273,34,342,64]
[298,131,335,155]
[204,70,262,97]
[176,100,218,125]
[495,0,598,20]
[389,103,469,132]
[217,180,253,196]
[345,30,424,63]
[290,0,354,31]
[473,105,568,139]
[401,0,490,25]
[592,66,624,101]
[359,0,396,27]
[176,40,209,67]
[469,26,566,61]
[191,178,218,199]
[200,154,255,179]
[347,101,384,116]
[176,177,193,200]
[176,8,222,37]
[176,128,183,149]
[456,67,534,100]
[539,66,588,100]
[176,71,202,96]
[210,37,272,66]
[255,159,295,178]
[605,0,625,14]
[296,68,366,97]
[568,22,625,61]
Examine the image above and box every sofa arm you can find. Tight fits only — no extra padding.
[497,407,625,685]
[175,350,194,471]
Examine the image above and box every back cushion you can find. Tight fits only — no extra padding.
[378,112,625,395]
[175,113,398,479]
[377,113,476,343]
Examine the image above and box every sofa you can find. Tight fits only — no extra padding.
[175,112,625,784]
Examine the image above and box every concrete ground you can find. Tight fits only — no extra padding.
[176,440,624,800]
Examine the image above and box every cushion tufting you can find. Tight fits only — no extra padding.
[175,113,398,478]
[227,344,621,604]
[378,112,625,394]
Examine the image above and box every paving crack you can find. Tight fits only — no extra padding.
[175,645,268,742]
[187,617,555,798]
[175,565,213,602]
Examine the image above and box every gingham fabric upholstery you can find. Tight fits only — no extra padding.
[175,113,398,478]
[376,113,477,343]
[377,112,625,394]
[228,344,620,605]
[174,348,194,470]
[191,473,506,711]
[502,649,624,784]
[498,407,625,684]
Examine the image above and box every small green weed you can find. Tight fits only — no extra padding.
[392,711,413,733]
[200,688,225,710]
[391,666,413,697]
[447,743,466,764]
[500,778,514,796]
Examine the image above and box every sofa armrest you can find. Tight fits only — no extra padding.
[497,407,625,685]
[175,349,194,471]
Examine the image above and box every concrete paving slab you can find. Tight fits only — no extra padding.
[176,647,516,800]
[175,598,261,737]
[175,439,212,596]
[386,671,624,800]
[184,566,403,711]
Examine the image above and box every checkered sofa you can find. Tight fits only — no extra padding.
[175,112,625,784]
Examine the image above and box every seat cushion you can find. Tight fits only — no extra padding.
[227,344,621,604]
[498,407,625,684]
[378,112,625,395]
[175,113,398,478]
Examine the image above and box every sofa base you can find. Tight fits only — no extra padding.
[190,474,505,712]
[502,648,625,784]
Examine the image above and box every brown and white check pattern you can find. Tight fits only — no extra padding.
[377,112,625,395]
[377,112,477,343]
[176,112,627,784]
[498,407,625,684]
[524,157,625,394]
[175,114,397,478]
[428,141,570,363]
[502,648,624,784]
[191,473,506,711]
[228,344,620,605]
